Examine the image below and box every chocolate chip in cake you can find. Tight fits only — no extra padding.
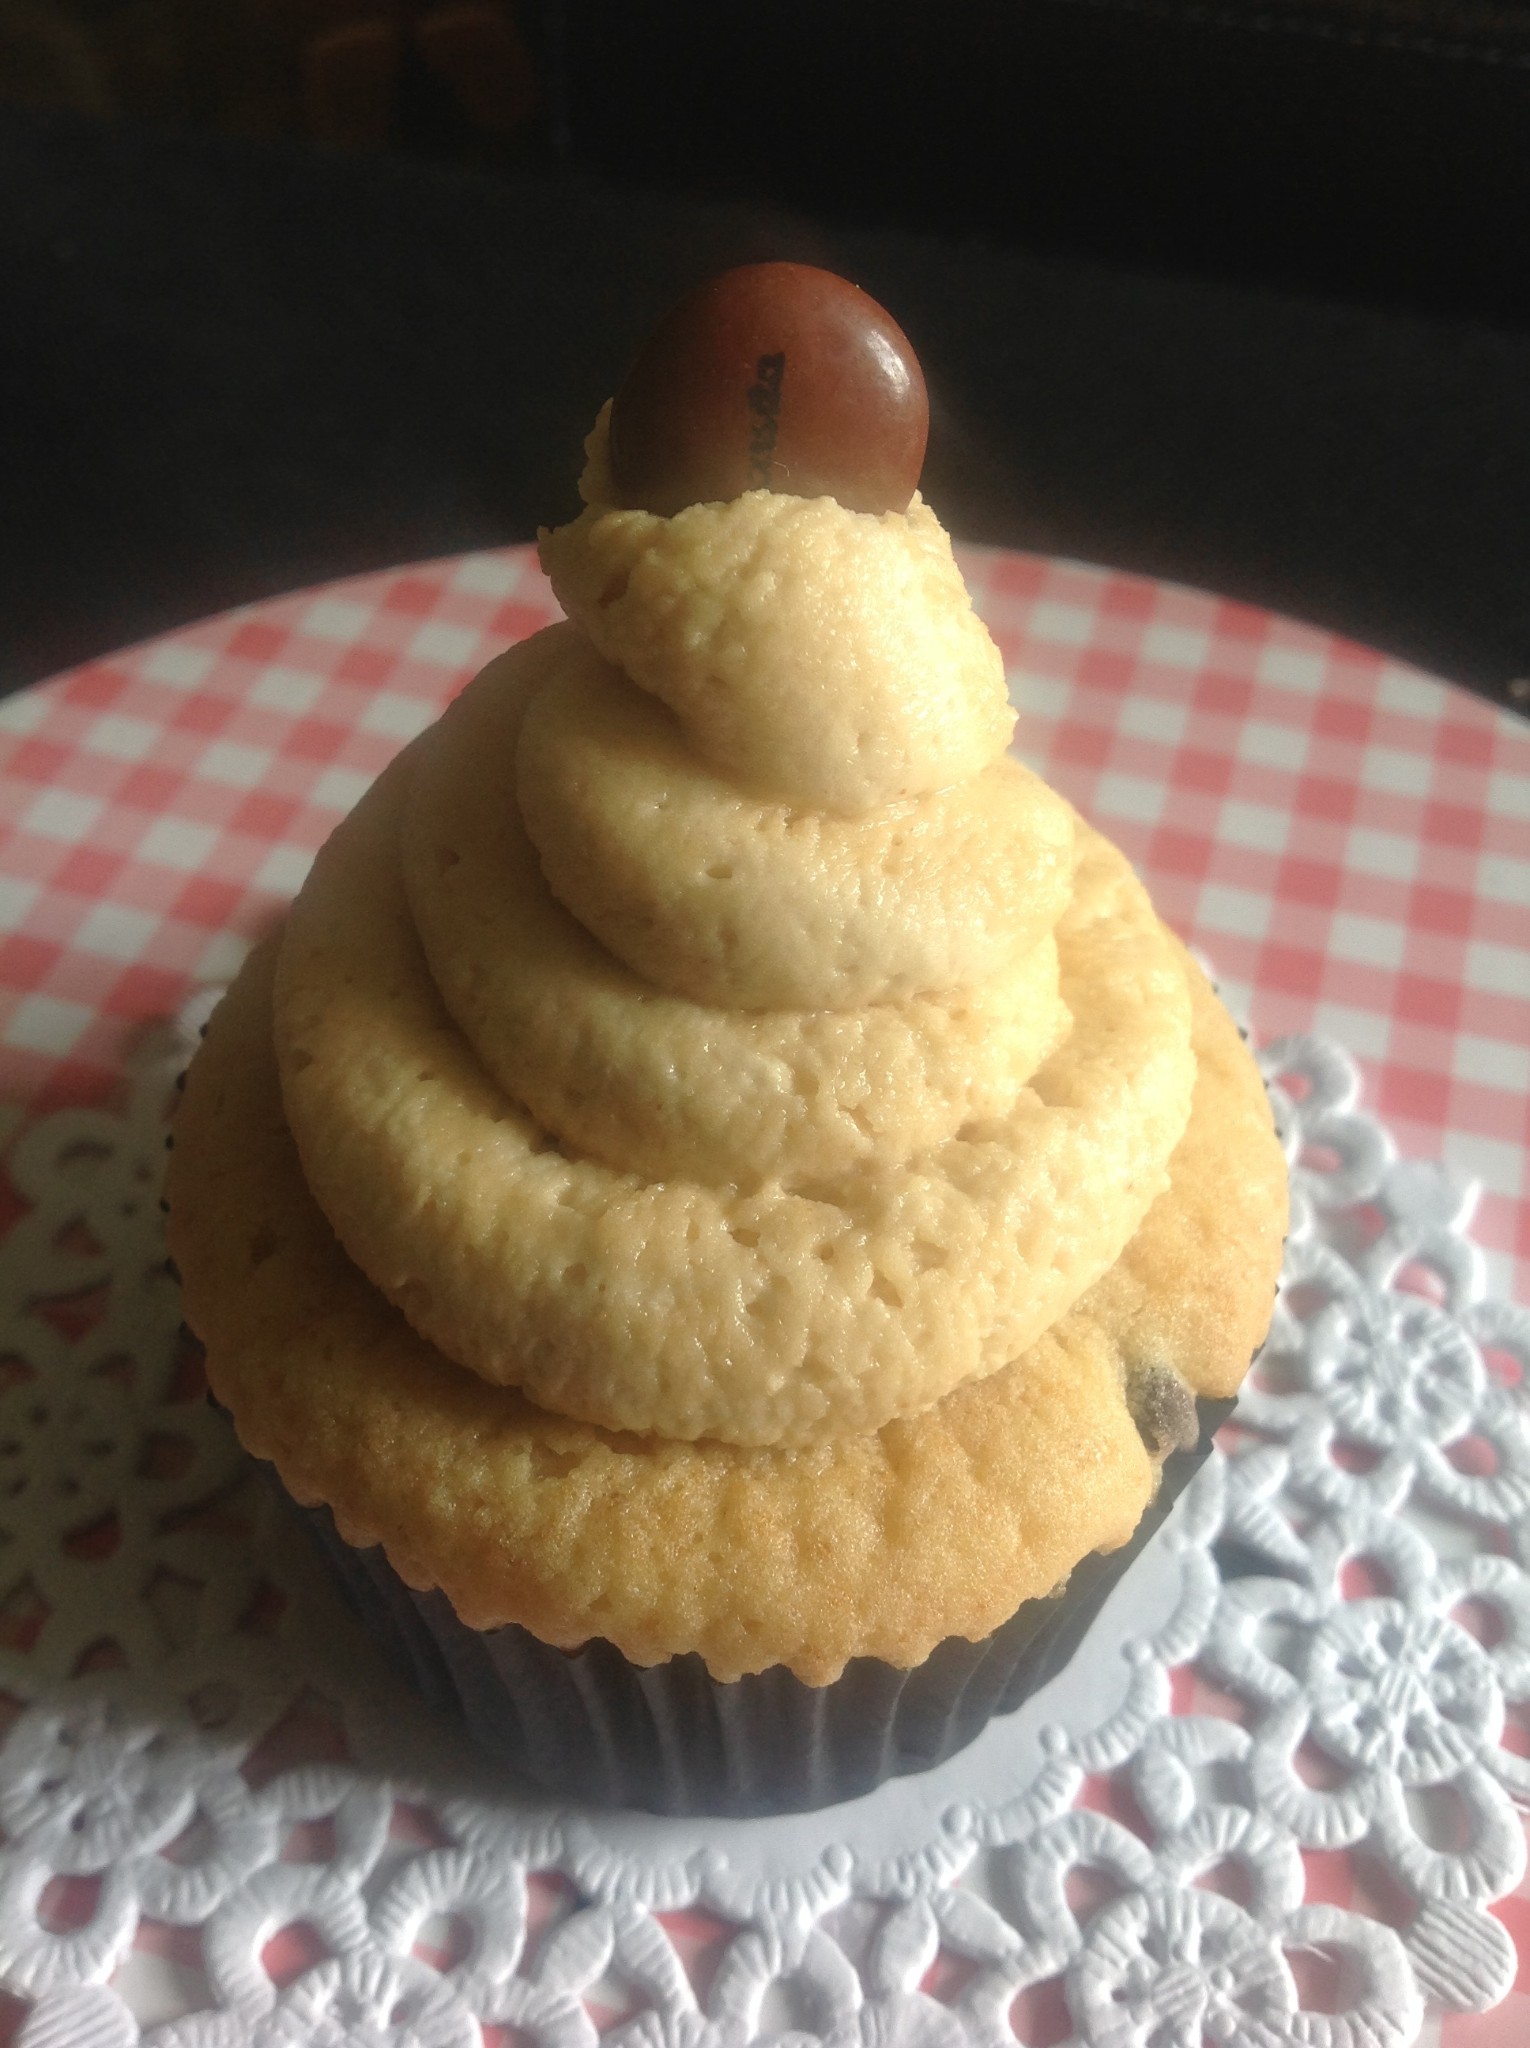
[1127,1364,1200,1459]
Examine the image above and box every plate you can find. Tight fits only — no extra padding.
[0,548,1526,2045]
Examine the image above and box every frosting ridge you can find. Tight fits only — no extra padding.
[515,628,1075,1012]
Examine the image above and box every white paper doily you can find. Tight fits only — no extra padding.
[0,1003,1527,2048]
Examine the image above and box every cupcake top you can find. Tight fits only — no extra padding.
[169,266,1287,1681]
[270,361,1199,1448]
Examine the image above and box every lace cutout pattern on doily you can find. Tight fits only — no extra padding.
[0,1005,1526,2048]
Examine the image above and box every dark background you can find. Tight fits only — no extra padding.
[3,0,1530,714]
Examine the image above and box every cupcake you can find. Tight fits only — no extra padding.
[167,265,1287,1815]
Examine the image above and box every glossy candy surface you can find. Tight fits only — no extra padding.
[608,263,929,517]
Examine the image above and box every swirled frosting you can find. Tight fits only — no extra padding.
[271,412,1198,1449]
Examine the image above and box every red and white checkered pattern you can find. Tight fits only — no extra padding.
[0,543,1527,2037]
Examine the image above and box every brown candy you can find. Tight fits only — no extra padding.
[608,263,929,518]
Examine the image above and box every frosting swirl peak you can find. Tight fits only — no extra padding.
[540,408,1015,815]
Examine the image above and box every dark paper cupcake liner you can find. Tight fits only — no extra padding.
[282,1394,1233,1817]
